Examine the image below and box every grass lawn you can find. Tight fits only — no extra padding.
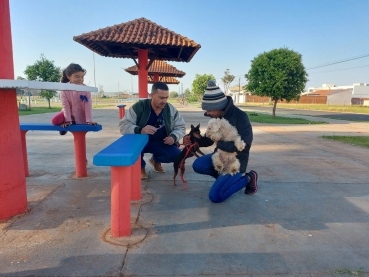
[18,105,114,116]
[246,112,327,124]
[18,107,62,116]
[322,136,369,149]
[241,103,369,114]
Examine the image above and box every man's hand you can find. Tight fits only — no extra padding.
[87,122,98,125]
[183,135,191,146]
[141,125,157,135]
[163,136,175,145]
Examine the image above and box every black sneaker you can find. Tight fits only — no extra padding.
[59,131,67,135]
[245,170,258,195]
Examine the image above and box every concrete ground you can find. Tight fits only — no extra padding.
[1,103,369,277]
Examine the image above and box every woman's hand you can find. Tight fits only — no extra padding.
[87,122,98,126]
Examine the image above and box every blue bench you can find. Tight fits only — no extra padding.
[93,134,148,237]
[20,123,102,178]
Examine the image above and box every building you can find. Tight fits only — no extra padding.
[306,83,369,106]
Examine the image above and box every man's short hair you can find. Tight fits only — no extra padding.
[151,82,169,93]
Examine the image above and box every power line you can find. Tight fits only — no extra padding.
[307,53,369,70]
[308,64,369,74]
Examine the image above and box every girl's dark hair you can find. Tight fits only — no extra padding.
[60,63,86,83]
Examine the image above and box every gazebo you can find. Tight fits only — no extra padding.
[73,17,200,98]
[148,76,179,85]
[125,60,185,85]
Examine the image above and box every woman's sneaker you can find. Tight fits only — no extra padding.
[245,170,258,195]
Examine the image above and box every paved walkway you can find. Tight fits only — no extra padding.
[1,103,369,277]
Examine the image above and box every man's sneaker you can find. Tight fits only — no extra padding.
[245,170,258,195]
[149,157,165,173]
[141,168,148,180]
[59,131,67,135]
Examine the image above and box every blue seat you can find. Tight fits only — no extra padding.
[93,134,148,167]
[20,123,102,132]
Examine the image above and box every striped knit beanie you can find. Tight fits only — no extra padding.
[201,80,228,111]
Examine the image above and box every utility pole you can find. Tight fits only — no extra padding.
[238,77,241,104]
[93,52,97,105]
[118,81,120,98]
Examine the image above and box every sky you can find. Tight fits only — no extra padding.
[9,0,369,94]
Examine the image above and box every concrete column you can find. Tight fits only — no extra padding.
[0,0,28,220]
[138,49,148,98]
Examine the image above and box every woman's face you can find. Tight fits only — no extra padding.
[67,71,85,85]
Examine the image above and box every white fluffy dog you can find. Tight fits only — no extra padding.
[205,118,246,175]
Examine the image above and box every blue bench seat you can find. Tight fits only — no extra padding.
[93,134,148,237]
[20,123,102,178]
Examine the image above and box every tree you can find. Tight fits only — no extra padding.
[170,91,178,98]
[221,69,235,94]
[184,88,191,98]
[191,73,216,99]
[245,48,308,117]
[98,85,105,98]
[24,54,61,108]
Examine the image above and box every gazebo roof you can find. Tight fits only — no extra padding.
[73,17,201,62]
[148,76,180,84]
[125,60,185,77]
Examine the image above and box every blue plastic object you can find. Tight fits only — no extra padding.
[20,123,102,132]
[93,134,148,167]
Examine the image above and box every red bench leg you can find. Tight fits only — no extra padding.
[71,131,87,177]
[130,156,141,200]
[111,166,132,237]
[20,130,29,177]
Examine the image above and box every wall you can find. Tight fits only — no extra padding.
[327,90,352,105]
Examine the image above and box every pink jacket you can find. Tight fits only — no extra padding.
[60,83,93,123]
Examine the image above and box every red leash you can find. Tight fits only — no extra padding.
[179,142,199,188]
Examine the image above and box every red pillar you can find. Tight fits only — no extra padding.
[138,49,148,98]
[153,73,159,82]
[110,166,132,237]
[72,132,88,177]
[117,104,126,119]
[0,0,28,220]
[130,156,141,200]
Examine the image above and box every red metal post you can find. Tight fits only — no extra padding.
[110,166,131,237]
[153,73,159,82]
[71,132,88,177]
[0,0,28,220]
[138,49,148,98]
[130,156,141,200]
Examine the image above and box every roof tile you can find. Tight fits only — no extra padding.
[73,18,200,62]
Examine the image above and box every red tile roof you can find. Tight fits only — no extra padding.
[125,60,185,77]
[73,17,201,62]
[148,76,179,84]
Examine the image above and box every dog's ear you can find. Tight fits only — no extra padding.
[191,124,194,129]
[196,124,200,129]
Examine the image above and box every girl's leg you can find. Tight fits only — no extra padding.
[193,154,219,179]
[51,111,65,125]
[208,173,249,203]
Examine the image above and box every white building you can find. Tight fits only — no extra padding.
[306,83,369,105]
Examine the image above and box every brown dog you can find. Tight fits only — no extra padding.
[173,124,205,187]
